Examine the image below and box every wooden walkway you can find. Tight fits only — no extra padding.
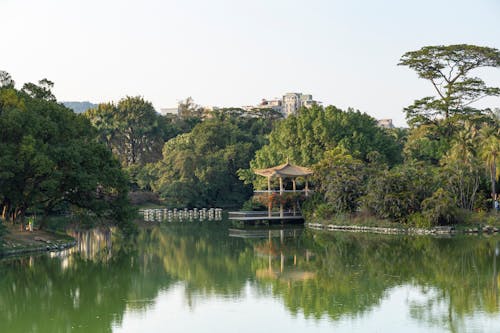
[228,227,304,239]
[228,211,304,224]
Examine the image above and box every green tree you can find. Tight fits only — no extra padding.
[399,44,500,127]
[439,122,482,211]
[313,147,366,214]
[479,120,500,208]
[178,96,203,119]
[0,71,15,88]
[421,188,458,226]
[85,96,168,167]
[244,105,401,188]
[146,114,276,207]
[21,78,56,101]
[363,163,437,222]
[243,105,402,188]
[0,74,134,233]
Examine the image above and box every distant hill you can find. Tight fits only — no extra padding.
[62,101,98,113]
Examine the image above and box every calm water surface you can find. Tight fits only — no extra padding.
[1,223,500,333]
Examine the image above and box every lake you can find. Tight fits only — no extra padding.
[1,222,499,333]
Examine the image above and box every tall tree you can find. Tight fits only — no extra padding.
[146,115,275,207]
[0,70,15,88]
[479,120,500,208]
[242,105,402,189]
[399,44,500,127]
[313,147,366,214]
[85,96,167,167]
[0,74,134,233]
[178,96,203,119]
[21,78,56,101]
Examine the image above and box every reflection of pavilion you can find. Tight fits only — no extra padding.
[246,228,315,282]
[229,161,313,224]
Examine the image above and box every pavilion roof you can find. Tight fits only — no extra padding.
[253,162,313,178]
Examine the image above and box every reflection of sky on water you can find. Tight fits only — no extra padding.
[114,283,498,333]
[2,226,500,333]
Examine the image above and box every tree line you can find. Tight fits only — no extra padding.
[243,44,500,226]
[0,72,135,234]
[302,44,500,225]
[1,43,498,239]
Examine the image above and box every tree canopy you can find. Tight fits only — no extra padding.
[399,44,500,126]
[242,104,402,188]
[0,73,134,233]
[84,96,171,167]
[143,113,277,207]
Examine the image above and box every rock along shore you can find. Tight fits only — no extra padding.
[306,223,500,235]
[1,233,76,258]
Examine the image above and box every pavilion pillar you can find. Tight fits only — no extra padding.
[279,177,283,218]
[305,178,309,197]
[292,179,296,191]
[268,176,272,217]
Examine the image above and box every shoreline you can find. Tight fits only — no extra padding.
[0,225,77,259]
[306,223,500,235]
[1,239,77,258]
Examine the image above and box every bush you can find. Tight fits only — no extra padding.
[363,163,437,222]
[314,203,336,220]
[421,188,457,225]
[408,212,432,229]
[241,198,267,211]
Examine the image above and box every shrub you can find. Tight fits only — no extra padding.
[363,163,437,222]
[241,198,267,211]
[408,212,432,229]
[421,188,457,225]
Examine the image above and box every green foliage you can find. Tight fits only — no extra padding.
[313,147,366,214]
[21,79,56,101]
[0,73,134,233]
[241,197,267,211]
[398,45,500,219]
[363,163,437,222]
[421,188,457,225]
[439,127,483,211]
[244,104,402,188]
[0,71,15,88]
[145,115,276,208]
[84,96,169,167]
[404,123,451,164]
[399,44,500,126]
[407,212,431,229]
[479,119,500,208]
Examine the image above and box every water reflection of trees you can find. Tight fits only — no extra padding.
[299,232,500,326]
[0,229,174,333]
[0,225,499,332]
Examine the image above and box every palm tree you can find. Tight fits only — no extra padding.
[480,123,500,209]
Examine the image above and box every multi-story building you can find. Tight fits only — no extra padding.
[282,93,318,117]
[159,107,179,115]
[255,98,283,112]
[377,119,394,129]
[161,92,319,119]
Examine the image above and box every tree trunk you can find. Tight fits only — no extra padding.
[492,160,497,210]
[38,208,51,231]
[1,204,7,220]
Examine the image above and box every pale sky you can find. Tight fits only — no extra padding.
[1,0,499,126]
